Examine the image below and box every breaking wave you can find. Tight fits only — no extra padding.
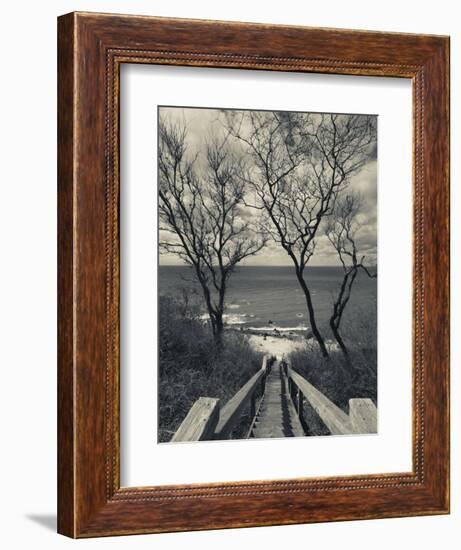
[246,325,309,333]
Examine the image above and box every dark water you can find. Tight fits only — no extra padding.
[159,265,377,333]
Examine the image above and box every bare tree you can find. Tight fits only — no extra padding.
[325,193,377,359]
[223,111,376,357]
[158,115,266,342]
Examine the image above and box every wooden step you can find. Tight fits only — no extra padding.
[251,362,305,439]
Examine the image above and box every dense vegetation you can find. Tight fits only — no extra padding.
[288,304,377,436]
[158,295,264,442]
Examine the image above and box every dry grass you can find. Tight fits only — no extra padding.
[158,295,264,442]
[288,308,377,436]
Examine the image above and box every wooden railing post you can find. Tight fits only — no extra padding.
[250,392,256,421]
[171,397,220,442]
[297,388,303,419]
[349,398,377,433]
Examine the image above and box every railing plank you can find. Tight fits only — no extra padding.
[171,397,220,442]
[214,356,269,439]
[287,367,355,435]
[349,398,377,434]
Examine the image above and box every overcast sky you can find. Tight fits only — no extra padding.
[158,107,377,267]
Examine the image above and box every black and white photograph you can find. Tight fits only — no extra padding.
[0,0,454,546]
[158,106,378,443]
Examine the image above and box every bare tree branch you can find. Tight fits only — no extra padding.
[158,114,267,340]
[325,192,377,359]
[223,110,377,357]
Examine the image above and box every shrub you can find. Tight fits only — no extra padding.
[158,295,264,442]
[288,324,377,436]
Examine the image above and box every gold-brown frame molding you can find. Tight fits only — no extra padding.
[58,12,450,537]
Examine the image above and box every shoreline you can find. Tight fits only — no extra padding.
[227,326,340,359]
[227,327,308,359]
[226,325,311,339]
[247,333,308,358]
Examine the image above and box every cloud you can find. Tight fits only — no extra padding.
[158,108,378,267]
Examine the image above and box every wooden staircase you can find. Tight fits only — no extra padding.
[249,361,304,438]
[172,355,377,442]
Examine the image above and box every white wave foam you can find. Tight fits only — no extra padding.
[198,311,254,325]
[223,313,247,325]
[246,325,309,333]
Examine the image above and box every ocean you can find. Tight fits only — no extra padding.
[159,265,377,333]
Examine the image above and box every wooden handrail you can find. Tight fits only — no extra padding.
[287,367,354,435]
[214,355,270,439]
[171,355,271,442]
[286,366,377,435]
[172,359,376,442]
[171,397,220,442]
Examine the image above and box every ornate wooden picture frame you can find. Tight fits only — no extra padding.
[58,12,450,537]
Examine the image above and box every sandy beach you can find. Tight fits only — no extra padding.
[247,333,307,359]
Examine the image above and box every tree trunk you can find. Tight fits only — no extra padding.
[330,317,350,360]
[214,311,224,344]
[215,312,224,333]
[329,269,357,362]
[297,272,329,358]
